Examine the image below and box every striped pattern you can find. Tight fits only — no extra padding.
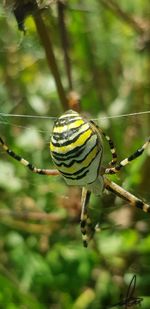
[105,137,150,174]
[0,137,59,176]
[90,120,117,166]
[50,110,103,187]
[0,112,150,247]
[104,176,150,213]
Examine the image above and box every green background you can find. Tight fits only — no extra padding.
[0,1,150,308]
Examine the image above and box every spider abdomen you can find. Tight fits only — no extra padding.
[50,110,103,187]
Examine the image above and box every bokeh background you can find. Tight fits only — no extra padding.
[0,1,150,308]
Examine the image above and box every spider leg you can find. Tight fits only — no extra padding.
[80,188,96,247]
[0,137,59,176]
[105,138,150,174]
[101,130,118,166]
[104,176,150,213]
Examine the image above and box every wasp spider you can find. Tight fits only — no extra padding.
[0,110,150,247]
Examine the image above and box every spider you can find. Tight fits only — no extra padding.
[0,110,150,247]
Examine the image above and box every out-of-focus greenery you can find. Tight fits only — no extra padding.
[0,1,150,308]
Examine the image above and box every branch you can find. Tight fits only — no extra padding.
[0,209,65,222]
[0,209,65,234]
[100,0,147,35]
[57,2,81,112]
[33,10,69,111]
[57,1,73,91]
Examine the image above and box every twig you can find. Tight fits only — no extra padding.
[57,1,73,91]
[0,209,65,222]
[57,2,81,112]
[0,217,57,234]
[100,0,146,35]
[33,9,68,110]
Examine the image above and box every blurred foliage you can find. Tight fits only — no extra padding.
[0,0,150,308]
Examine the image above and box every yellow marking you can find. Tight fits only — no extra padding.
[53,123,89,144]
[143,204,150,212]
[95,224,100,232]
[143,140,150,149]
[82,235,88,241]
[87,218,92,224]
[50,128,93,153]
[3,144,8,151]
[21,158,29,166]
[81,214,88,220]
[57,145,98,174]
[53,119,84,133]
[120,158,129,166]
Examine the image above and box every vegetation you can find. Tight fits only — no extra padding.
[0,0,150,308]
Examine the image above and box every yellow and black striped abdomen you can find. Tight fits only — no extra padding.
[50,110,103,187]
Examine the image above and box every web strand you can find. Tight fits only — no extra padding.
[0,110,150,121]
